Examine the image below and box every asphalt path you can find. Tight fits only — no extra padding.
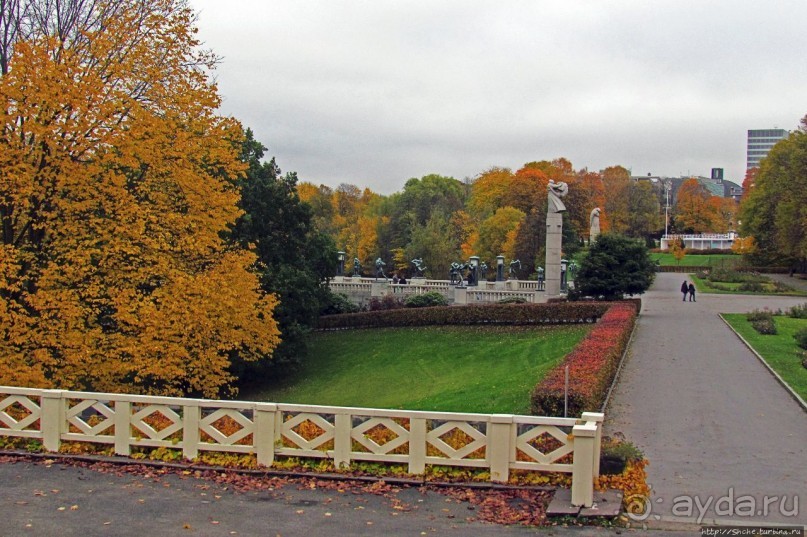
[605,272,807,527]
[0,456,697,537]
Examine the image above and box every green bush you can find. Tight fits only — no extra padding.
[771,280,793,293]
[368,295,405,311]
[738,281,765,292]
[498,297,528,304]
[751,318,777,335]
[709,268,766,284]
[320,292,361,315]
[794,328,807,350]
[787,303,807,319]
[746,309,774,322]
[404,292,449,308]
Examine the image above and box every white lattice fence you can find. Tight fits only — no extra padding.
[0,386,603,507]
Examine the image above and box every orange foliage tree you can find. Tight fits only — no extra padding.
[0,0,279,397]
[674,179,720,233]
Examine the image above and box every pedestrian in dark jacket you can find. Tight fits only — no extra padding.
[681,280,689,301]
[688,282,696,302]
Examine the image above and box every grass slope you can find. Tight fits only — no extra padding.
[248,325,590,414]
[723,313,807,400]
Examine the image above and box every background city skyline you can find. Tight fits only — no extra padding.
[190,1,806,193]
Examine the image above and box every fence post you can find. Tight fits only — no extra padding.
[571,420,598,507]
[581,412,604,478]
[453,286,467,305]
[183,404,200,461]
[488,415,513,482]
[40,390,64,452]
[408,417,426,474]
[333,412,351,469]
[114,401,131,456]
[254,403,277,467]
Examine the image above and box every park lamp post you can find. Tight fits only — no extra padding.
[469,256,479,287]
[496,255,505,282]
[560,258,568,291]
[336,251,346,278]
[664,180,671,239]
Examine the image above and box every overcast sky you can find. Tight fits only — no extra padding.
[190,1,806,194]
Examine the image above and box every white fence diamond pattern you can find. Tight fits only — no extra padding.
[0,386,604,507]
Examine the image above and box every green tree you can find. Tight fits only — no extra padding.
[405,211,461,279]
[229,130,337,381]
[622,181,662,239]
[386,174,466,254]
[741,115,807,269]
[572,234,655,300]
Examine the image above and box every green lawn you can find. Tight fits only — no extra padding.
[723,313,807,400]
[691,274,807,296]
[246,325,591,414]
[650,253,740,267]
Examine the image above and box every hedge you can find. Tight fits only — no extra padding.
[656,265,711,273]
[530,301,638,417]
[317,302,612,330]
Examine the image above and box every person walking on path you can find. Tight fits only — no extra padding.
[688,282,696,302]
[681,280,689,301]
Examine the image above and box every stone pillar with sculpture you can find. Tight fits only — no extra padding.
[545,180,568,296]
[589,207,601,243]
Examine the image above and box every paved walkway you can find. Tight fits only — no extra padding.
[606,272,807,527]
[0,455,696,537]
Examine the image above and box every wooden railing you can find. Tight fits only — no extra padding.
[0,386,603,507]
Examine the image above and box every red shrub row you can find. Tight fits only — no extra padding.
[531,302,638,417]
[316,302,611,330]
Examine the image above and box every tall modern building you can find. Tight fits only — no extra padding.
[747,129,787,169]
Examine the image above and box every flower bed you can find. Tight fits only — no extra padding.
[530,302,638,417]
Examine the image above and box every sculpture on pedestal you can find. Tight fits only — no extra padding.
[479,261,488,281]
[545,181,569,296]
[411,258,427,278]
[375,257,387,280]
[589,207,601,242]
[449,262,463,285]
[548,180,569,213]
[353,258,362,277]
[509,259,521,279]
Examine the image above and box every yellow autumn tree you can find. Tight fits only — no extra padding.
[731,236,757,256]
[0,0,279,397]
[476,207,526,263]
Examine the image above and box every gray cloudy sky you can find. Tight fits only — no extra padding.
[190,1,806,194]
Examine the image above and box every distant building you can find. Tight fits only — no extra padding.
[747,129,787,169]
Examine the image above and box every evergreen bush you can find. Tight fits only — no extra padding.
[794,328,807,350]
[787,303,807,319]
[751,318,777,335]
[404,292,449,308]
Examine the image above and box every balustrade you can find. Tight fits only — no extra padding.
[0,386,603,506]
